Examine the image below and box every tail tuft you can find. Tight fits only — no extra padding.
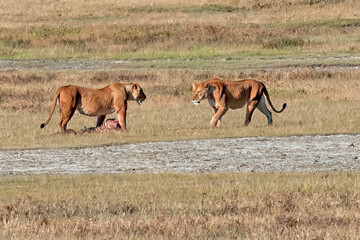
[283,103,287,110]
[40,123,45,129]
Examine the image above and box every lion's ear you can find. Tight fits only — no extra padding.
[132,83,138,90]
[192,83,197,90]
[205,83,210,90]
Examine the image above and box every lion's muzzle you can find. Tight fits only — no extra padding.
[192,99,200,106]
[136,94,146,106]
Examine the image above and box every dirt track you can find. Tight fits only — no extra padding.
[0,58,359,72]
[1,134,359,175]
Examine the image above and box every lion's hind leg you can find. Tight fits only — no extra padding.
[59,110,75,133]
[58,102,76,133]
[256,95,273,125]
[245,99,260,127]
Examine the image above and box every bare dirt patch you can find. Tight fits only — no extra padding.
[1,134,359,175]
[1,58,359,72]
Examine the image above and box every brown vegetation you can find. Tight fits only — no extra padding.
[0,1,360,239]
[1,173,360,239]
[0,0,359,59]
[0,67,359,149]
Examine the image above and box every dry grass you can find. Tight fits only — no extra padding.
[0,68,359,149]
[1,0,359,149]
[0,0,359,59]
[1,1,359,239]
[1,173,360,239]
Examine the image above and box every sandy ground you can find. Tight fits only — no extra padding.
[1,134,359,175]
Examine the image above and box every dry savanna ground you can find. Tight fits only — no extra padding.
[1,1,360,239]
[0,0,360,59]
[1,173,360,239]
[0,0,359,149]
[0,68,360,149]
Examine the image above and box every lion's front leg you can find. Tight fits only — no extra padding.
[116,105,127,132]
[211,107,222,127]
[96,115,106,127]
[210,107,228,127]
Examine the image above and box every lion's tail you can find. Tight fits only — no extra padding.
[40,88,62,129]
[263,85,287,113]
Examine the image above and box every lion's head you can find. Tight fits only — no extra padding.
[192,82,209,105]
[130,83,147,105]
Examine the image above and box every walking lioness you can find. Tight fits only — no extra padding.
[40,83,146,133]
[192,78,286,127]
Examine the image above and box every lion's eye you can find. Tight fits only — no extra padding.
[197,91,201,95]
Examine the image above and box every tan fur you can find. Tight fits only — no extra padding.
[192,78,286,127]
[40,83,146,133]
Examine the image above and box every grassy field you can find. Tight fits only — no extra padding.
[0,0,359,147]
[0,0,359,149]
[0,0,360,59]
[1,1,360,239]
[1,173,360,239]
[1,67,359,149]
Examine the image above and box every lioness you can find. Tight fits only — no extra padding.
[40,83,146,133]
[192,78,286,127]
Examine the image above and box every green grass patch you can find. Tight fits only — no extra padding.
[265,37,306,49]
